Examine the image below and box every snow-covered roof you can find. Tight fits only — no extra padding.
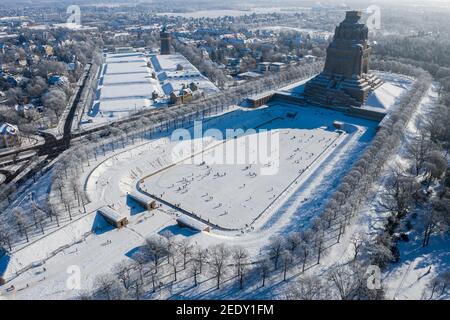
[102,73,153,85]
[98,206,127,223]
[105,54,146,64]
[88,52,163,121]
[176,216,209,232]
[0,122,19,136]
[100,83,155,100]
[238,71,262,78]
[98,98,151,113]
[105,61,149,75]
[129,191,154,206]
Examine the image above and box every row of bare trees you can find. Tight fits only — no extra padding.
[84,223,384,300]
[360,61,450,300]
[287,261,384,300]
[286,62,436,299]
[85,234,252,300]
[83,227,335,300]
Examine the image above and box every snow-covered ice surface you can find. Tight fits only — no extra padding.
[140,105,360,230]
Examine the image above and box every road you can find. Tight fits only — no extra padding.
[0,63,93,184]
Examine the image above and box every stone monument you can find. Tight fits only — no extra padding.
[304,11,382,108]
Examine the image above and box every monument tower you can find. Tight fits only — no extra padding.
[304,11,382,108]
[160,26,172,55]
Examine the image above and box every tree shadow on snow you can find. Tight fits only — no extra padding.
[125,246,143,260]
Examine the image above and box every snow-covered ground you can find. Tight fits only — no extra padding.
[1,74,416,300]
[379,83,450,300]
[0,101,378,299]
[308,83,448,301]
[384,233,449,300]
[278,72,413,111]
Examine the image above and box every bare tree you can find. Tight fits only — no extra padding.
[208,244,230,290]
[280,250,293,281]
[421,198,450,247]
[145,264,159,293]
[34,207,46,235]
[328,264,363,300]
[132,251,147,285]
[0,224,12,251]
[257,257,272,287]
[188,258,200,287]
[47,199,61,227]
[128,274,144,300]
[232,246,249,290]
[193,247,208,275]
[144,236,167,273]
[12,207,29,242]
[93,274,123,300]
[161,230,175,263]
[113,261,133,290]
[297,242,311,273]
[286,232,302,253]
[178,240,193,270]
[380,167,418,219]
[350,233,365,261]
[61,191,73,220]
[366,233,396,268]
[268,236,284,270]
[287,275,326,300]
[169,249,182,282]
[313,231,326,265]
[423,151,447,187]
[406,134,434,176]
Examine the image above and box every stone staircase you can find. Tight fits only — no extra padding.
[304,72,383,109]
[304,74,362,108]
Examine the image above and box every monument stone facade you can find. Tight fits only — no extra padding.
[160,27,173,55]
[304,11,382,108]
